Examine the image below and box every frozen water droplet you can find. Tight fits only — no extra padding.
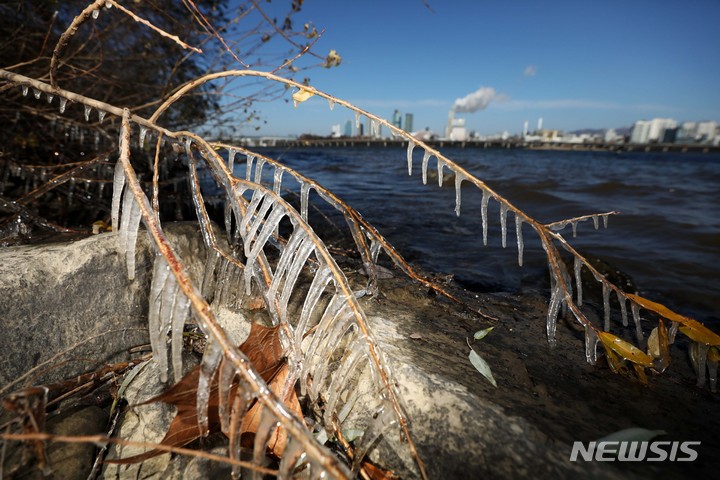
[22,85,28,96]
[84,105,92,122]
[46,94,54,104]
[327,98,335,110]
[92,9,99,19]
[406,141,415,175]
[33,88,41,99]
[58,97,67,114]
[98,110,106,123]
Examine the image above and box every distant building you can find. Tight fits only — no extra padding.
[404,113,414,134]
[630,120,651,144]
[697,121,718,142]
[446,111,467,141]
[330,124,342,138]
[392,110,402,129]
[631,118,677,144]
[343,120,352,137]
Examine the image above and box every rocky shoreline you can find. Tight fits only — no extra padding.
[1,224,717,479]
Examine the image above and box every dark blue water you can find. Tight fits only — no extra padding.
[235,146,720,325]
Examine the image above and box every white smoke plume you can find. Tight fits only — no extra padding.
[451,86,507,113]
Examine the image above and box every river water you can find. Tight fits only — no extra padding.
[240,146,720,325]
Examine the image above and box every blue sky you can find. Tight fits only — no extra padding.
[229,0,720,137]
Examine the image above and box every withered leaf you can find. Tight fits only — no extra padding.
[598,331,654,368]
[109,323,290,464]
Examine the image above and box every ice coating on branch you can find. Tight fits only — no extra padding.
[197,341,224,437]
[245,154,255,180]
[84,105,91,122]
[630,301,643,342]
[500,204,508,248]
[454,173,464,216]
[58,97,67,114]
[585,326,599,364]
[574,257,583,306]
[111,160,125,230]
[602,283,611,331]
[515,214,524,266]
[406,141,415,175]
[481,190,490,246]
[300,182,311,222]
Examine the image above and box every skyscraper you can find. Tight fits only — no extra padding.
[392,109,402,129]
[404,113,414,133]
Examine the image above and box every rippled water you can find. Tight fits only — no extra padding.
[239,146,720,325]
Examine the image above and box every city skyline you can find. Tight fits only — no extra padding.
[228,0,720,137]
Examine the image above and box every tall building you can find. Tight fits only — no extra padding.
[630,120,651,143]
[392,109,402,129]
[343,120,352,137]
[404,113,414,133]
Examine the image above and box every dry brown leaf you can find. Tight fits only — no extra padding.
[109,323,289,464]
[627,294,720,346]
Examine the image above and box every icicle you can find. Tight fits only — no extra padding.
[296,266,334,349]
[354,111,361,130]
[323,336,366,426]
[278,235,315,315]
[691,342,709,388]
[92,8,100,19]
[32,88,41,99]
[437,158,445,186]
[148,255,172,382]
[252,410,280,479]
[630,302,643,342]
[253,158,266,184]
[454,173,464,216]
[139,126,147,146]
[310,316,354,400]
[22,85,28,96]
[272,168,283,195]
[121,191,142,280]
[421,150,431,185]
[546,282,562,347]
[98,110,106,123]
[268,230,307,302]
[245,154,255,180]
[592,215,599,230]
[499,204,508,248]
[571,221,578,237]
[603,214,609,228]
[84,105,92,122]
[278,438,307,480]
[668,321,679,344]
[574,257,583,306]
[227,148,236,173]
[602,283,610,331]
[515,214,524,266]
[351,402,398,474]
[584,326,599,364]
[617,291,628,327]
[370,119,379,137]
[57,97,67,114]
[46,94,53,104]
[406,141,415,175]
[111,161,125,230]
[196,343,224,439]
[170,292,190,383]
[300,182,311,222]
[481,190,490,246]
[327,98,335,110]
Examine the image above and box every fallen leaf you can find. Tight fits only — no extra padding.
[109,323,288,464]
[473,326,494,341]
[361,459,401,480]
[292,88,315,106]
[468,348,497,387]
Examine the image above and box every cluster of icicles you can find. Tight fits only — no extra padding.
[110,118,415,478]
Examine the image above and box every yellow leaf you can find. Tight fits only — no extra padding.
[292,88,315,106]
[627,294,720,346]
[632,363,648,384]
[598,331,654,367]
